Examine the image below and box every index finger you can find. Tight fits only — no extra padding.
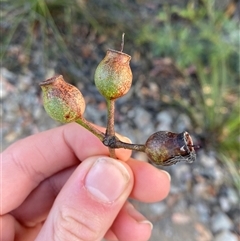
[2,123,132,214]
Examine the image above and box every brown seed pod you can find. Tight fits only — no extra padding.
[94,49,132,100]
[145,131,196,166]
[39,75,85,123]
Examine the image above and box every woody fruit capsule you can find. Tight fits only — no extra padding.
[144,131,196,166]
[94,49,132,100]
[39,75,85,123]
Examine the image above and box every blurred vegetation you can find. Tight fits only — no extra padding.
[137,0,240,187]
[1,0,239,185]
[0,0,140,71]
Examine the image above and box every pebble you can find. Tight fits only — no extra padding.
[211,211,234,233]
[199,152,217,168]
[195,153,227,190]
[193,182,216,201]
[132,107,154,136]
[85,104,106,125]
[226,187,239,206]
[149,202,167,216]
[195,222,213,241]
[171,212,191,224]
[17,74,32,91]
[1,67,17,83]
[156,110,173,130]
[175,113,191,132]
[213,230,238,241]
[219,196,231,212]
[172,164,192,184]
[195,202,211,223]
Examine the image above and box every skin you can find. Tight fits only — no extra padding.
[1,123,170,241]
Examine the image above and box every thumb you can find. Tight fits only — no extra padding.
[35,156,133,241]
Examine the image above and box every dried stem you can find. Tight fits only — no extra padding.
[75,117,105,141]
[103,135,146,152]
[106,99,116,158]
[76,116,146,154]
[120,33,125,52]
[115,141,146,152]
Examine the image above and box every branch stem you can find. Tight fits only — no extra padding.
[76,116,146,154]
[106,99,116,158]
[120,33,125,52]
[115,141,146,152]
[75,117,105,141]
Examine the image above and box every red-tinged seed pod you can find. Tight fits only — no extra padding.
[39,75,85,123]
[145,131,196,166]
[94,49,133,100]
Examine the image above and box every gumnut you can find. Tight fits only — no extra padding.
[145,131,196,166]
[39,75,85,123]
[94,49,133,100]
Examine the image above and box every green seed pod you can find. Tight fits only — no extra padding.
[39,75,85,123]
[94,49,132,100]
[145,131,196,166]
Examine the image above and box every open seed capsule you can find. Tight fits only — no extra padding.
[39,75,85,123]
[145,131,196,166]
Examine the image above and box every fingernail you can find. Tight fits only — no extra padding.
[117,134,132,144]
[84,157,130,203]
[139,220,153,230]
[161,170,171,181]
[123,136,132,144]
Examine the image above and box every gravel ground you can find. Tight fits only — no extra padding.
[2,60,239,241]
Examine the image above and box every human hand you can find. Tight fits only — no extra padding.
[1,123,170,241]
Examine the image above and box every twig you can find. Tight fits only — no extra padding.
[106,99,116,158]
[120,33,125,52]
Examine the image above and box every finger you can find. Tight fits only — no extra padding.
[2,123,131,214]
[10,158,170,226]
[11,158,170,226]
[111,202,152,241]
[10,166,77,226]
[127,158,171,202]
[1,213,42,241]
[1,214,15,241]
[35,156,133,241]
[104,229,118,241]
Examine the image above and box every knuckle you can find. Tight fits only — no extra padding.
[54,205,102,241]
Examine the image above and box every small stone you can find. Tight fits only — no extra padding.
[195,222,213,241]
[172,164,191,183]
[213,230,238,241]
[213,166,225,186]
[1,67,16,83]
[171,212,191,224]
[193,182,216,201]
[175,113,191,132]
[227,187,239,206]
[5,131,19,143]
[211,212,233,233]
[17,74,32,91]
[199,152,217,168]
[149,202,167,216]
[156,111,172,130]
[195,202,211,223]
[133,107,154,135]
[1,77,14,99]
[219,196,231,212]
